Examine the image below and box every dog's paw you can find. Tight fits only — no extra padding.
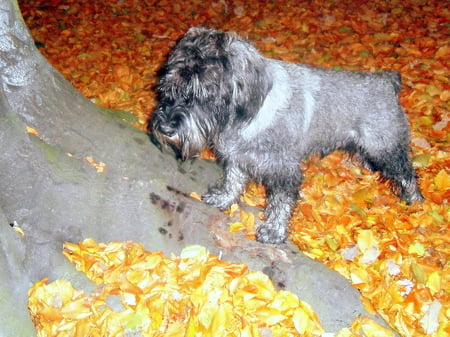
[202,188,236,211]
[256,224,287,244]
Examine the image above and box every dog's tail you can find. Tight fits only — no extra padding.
[384,70,402,94]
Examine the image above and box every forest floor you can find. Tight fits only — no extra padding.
[19,0,449,336]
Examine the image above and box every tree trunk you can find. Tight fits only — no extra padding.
[0,0,393,335]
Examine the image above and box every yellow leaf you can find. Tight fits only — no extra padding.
[292,308,308,334]
[426,271,441,295]
[121,310,143,330]
[39,306,64,321]
[240,324,260,337]
[211,302,234,335]
[229,222,246,232]
[359,316,396,337]
[335,327,354,337]
[85,156,106,173]
[60,298,92,320]
[408,242,425,256]
[353,187,373,202]
[350,268,369,285]
[225,203,240,216]
[26,125,39,135]
[240,209,256,231]
[434,169,450,190]
[326,236,339,251]
[189,191,202,201]
[180,245,208,259]
[417,116,434,126]
[185,316,199,337]
[270,291,299,311]
[258,307,285,325]
[412,153,431,167]
[357,229,378,252]
[411,263,426,284]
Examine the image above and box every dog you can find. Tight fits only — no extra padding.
[149,27,423,244]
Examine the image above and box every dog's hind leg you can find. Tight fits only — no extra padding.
[359,145,423,204]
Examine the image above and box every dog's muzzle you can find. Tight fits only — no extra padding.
[149,107,184,154]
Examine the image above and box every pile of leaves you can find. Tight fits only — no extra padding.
[20,0,448,336]
[29,240,325,337]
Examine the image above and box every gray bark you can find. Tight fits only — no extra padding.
[0,0,394,335]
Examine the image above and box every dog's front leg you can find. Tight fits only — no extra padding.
[257,174,301,244]
[202,165,248,211]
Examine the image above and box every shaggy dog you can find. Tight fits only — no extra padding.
[149,27,423,244]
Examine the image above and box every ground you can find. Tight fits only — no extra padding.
[13,0,450,336]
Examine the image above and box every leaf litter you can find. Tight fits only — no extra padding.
[20,0,449,336]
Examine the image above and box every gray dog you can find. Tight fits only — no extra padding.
[149,27,423,244]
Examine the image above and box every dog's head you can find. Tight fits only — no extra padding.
[149,27,271,159]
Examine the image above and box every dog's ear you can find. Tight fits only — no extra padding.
[180,27,228,58]
[225,36,273,124]
[186,26,211,37]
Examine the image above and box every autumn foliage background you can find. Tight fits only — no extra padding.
[20,0,448,336]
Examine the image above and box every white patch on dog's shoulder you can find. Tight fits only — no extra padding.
[241,62,291,140]
[301,68,321,133]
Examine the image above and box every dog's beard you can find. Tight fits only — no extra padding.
[150,106,211,160]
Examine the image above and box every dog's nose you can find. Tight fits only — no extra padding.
[158,124,176,137]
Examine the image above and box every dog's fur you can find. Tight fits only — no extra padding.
[149,27,423,244]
